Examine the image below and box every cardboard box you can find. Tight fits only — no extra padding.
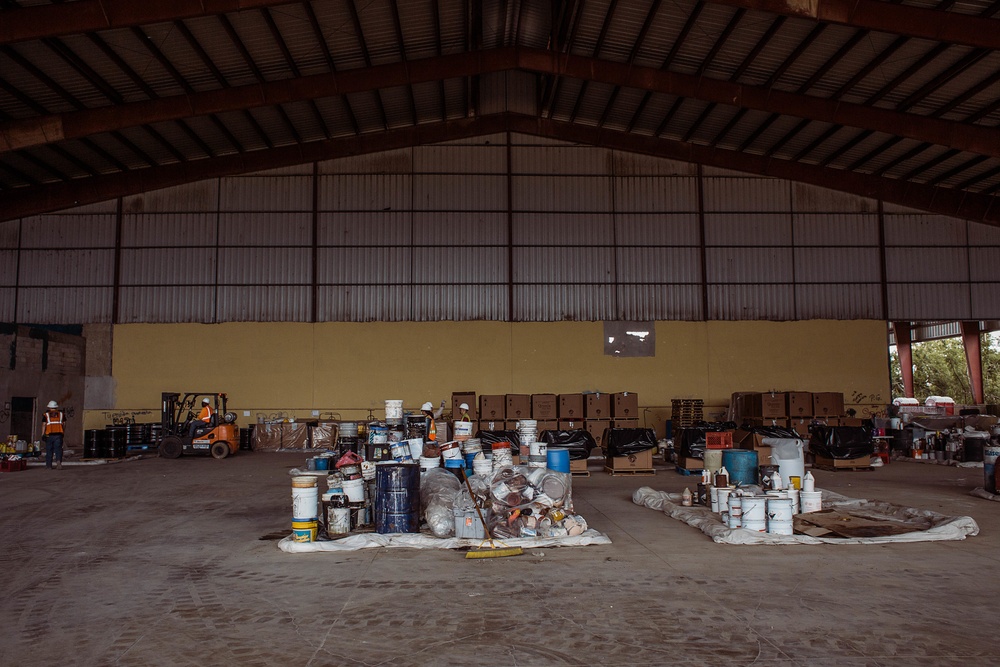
[531,394,558,419]
[732,428,773,467]
[479,395,505,420]
[535,420,558,433]
[613,419,639,428]
[678,455,704,470]
[814,417,840,426]
[559,419,584,432]
[789,418,812,438]
[558,393,584,419]
[741,418,789,429]
[787,392,813,418]
[613,392,639,419]
[813,392,845,417]
[606,448,653,471]
[451,392,476,420]
[585,420,611,448]
[814,454,870,469]
[506,394,531,420]
[731,392,761,422]
[841,417,863,427]
[570,458,588,473]
[761,392,787,418]
[585,393,612,419]
[478,420,504,432]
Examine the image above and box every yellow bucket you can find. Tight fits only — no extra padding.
[291,520,318,542]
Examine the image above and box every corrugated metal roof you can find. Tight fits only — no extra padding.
[317,247,411,285]
[702,177,791,212]
[884,214,969,246]
[412,211,507,245]
[318,286,411,321]
[512,175,613,211]
[885,247,969,282]
[216,285,311,322]
[704,213,792,246]
[614,177,699,212]
[795,247,882,282]
[123,213,217,246]
[0,288,15,322]
[20,214,116,248]
[617,284,703,320]
[792,214,879,245]
[318,174,413,211]
[971,284,1000,320]
[117,286,215,323]
[119,248,216,285]
[707,284,796,320]
[411,285,509,321]
[0,250,17,286]
[413,247,507,283]
[218,212,312,246]
[512,146,610,175]
[616,247,702,283]
[706,247,795,283]
[217,247,311,285]
[513,247,614,283]
[414,174,506,210]
[18,249,114,286]
[512,284,616,322]
[18,286,113,324]
[795,284,883,319]
[887,283,972,320]
[513,213,615,245]
[317,211,411,246]
[615,213,700,246]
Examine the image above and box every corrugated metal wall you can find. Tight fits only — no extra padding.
[4,133,998,324]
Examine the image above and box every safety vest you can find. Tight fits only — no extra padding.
[44,410,64,436]
[426,415,437,441]
[199,405,214,423]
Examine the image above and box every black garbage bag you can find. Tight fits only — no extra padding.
[677,421,738,459]
[739,424,799,442]
[539,429,596,461]
[809,426,873,459]
[475,430,522,451]
[605,428,657,457]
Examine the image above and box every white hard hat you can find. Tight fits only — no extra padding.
[459,403,469,411]
[421,401,433,411]
[47,400,58,409]
[202,397,211,404]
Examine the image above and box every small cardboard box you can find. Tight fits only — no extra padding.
[678,455,705,470]
[786,392,813,417]
[506,394,531,420]
[814,454,870,469]
[613,418,639,428]
[585,420,611,448]
[585,393,612,419]
[535,420,558,433]
[570,458,588,473]
[479,395,505,420]
[613,392,639,419]
[558,393,584,419]
[451,392,476,420]
[761,392,787,418]
[813,392,845,417]
[606,448,653,471]
[789,418,812,439]
[531,394,558,419]
[559,419,584,432]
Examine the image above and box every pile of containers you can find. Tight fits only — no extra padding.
[691,467,820,536]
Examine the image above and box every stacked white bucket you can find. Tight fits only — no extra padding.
[518,420,546,468]
[715,470,820,534]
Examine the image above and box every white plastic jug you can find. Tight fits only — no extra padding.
[764,438,805,486]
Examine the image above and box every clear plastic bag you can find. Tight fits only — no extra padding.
[420,468,461,537]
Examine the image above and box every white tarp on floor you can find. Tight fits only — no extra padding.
[633,487,979,545]
[970,487,1000,502]
[278,528,612,553]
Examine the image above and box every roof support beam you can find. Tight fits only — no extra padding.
[4,113,999,227]
[705,0,1000,50]
[0,0,302,45]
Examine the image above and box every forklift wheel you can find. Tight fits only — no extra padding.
[159,436,183,459]
[210,441,230,460]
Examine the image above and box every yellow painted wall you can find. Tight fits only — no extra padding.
[88,320,890,433]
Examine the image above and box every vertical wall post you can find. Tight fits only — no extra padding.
[960,321,984,404]
[894,321,914,398]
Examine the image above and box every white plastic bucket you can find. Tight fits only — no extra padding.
[407,438,424,460]
[740,496,767,532]
[717,488,733,514]
[703,449,724,473]
[453,421,474,439]
[767,498,794,535]
[419,456,441,471]
[727,495,742,528]
[291,477,318,521]
[385,400,404,420]
[343,477,365,503]
[787,488,800,514]
[389,441,412,462]
[710,486,721,513]
[800,490,823,513]
[440,441,462,460]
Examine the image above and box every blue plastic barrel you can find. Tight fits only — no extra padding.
[314,456,330,471]
[374,463,421,534]
[722,449,759,486]
[546,447,571,473]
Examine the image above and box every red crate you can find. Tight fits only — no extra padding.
[705,432,733,450]
[1,459,28,472]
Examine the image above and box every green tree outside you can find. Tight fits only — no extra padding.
[890,335,1000,404]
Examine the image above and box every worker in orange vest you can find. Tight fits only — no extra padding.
[189,397,215,437]
[421,401,444,441]
[42,400,65,470]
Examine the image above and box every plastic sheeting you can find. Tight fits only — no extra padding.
[808,425,874,459]
[970,487,1000,502]
[277,528,612,553]
[539,429,595,460]
[605,428,657,457]
[633,486,979,545]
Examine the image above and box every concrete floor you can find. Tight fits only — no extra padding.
[0,452,995,666]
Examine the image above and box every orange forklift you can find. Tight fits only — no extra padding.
[158,392,239,459]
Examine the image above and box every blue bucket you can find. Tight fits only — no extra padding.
[546,447,571,473]
[375,463,421,534]
[464,452,478,473]
[722,449,759,486]
[314,456,330,471]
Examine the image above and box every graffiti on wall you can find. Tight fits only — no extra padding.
[101,410,156,425]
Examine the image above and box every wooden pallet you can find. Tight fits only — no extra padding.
[571,470,591,478]
[604,466,656,476]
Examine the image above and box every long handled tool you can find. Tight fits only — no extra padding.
[460,469,523,559]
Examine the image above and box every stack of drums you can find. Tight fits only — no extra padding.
[84,430,104,458]
[239,425,255,451]
[105,426,127,458]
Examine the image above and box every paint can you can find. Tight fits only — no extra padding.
[491,441,513,469]
[546,447,571,473]
[800,490,823,514]
[339,422,359,437]
[717,487,734,515]
[403,438,421,460]
[740,496,767,532]
[389,441,413,462]
[405,414,426,439]
[375,462,421,534]
[327,505,351,536]
[710,486,720,513]
[722,450,758,486]
[369,424,389,444]
[462,438,482,455]
[291,520,318,542]
[342,477,365,503]
[313,455,331,471]
[767,498,794,535]
[444,457,466,480]
[384,400,404,420]
[526,454,547,468]
[440,441,462,460]
[473,456,493,477]
[787,487,800,514]
[727,495,742,528]
[453,421,474,441]
[984,443,1000,494]
[388,426,406,443]
[291,476,318,521]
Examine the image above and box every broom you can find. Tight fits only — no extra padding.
[460,468,523,559]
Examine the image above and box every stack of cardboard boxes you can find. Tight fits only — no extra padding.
[734,391,856,437]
